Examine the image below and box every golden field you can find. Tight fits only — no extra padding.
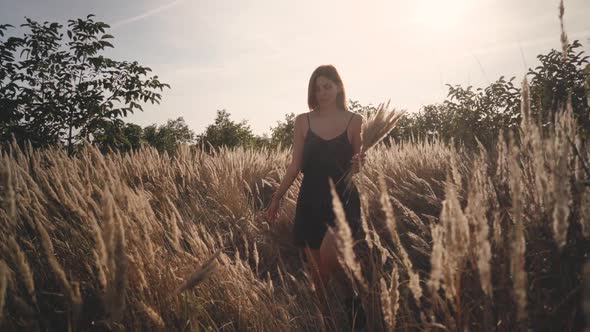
[0,76,589,331]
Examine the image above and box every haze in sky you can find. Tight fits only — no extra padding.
[1,0,589,136]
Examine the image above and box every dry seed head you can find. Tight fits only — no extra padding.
[106,216,128,321]
[380,267,400,331]
[428,224,445,293]
[8,237,36,303]
[508,147,528,323]
[465,152,493,297]
[175,250,221,295]
[328,178,367,293]
[252,241,260,274]
[552,100,573,249]
[377,174,422,302]
[36,221,81,307]
[139,301,165,328]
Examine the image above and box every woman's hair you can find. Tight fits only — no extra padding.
[307,64,348,112]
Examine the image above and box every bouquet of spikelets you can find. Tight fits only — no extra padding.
[340,99,405,193]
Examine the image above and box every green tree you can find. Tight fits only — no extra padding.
[443,75,521,148]
[92,120,143,154]
[196,110,255,152]
[528,40,589,138]
[269,112,295,149]
[0,15,170,154]
[348,99,378,118]
[143,117,195,156]
[389,41,589,149]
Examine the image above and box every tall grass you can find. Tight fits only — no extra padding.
[1,5,589,331]
[1,86,587,330]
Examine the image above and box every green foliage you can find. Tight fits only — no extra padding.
[392,76,521,149]
[143,117,195,156]
[196,110,257,152]
[528,40,590,137]
[92,119,143,154]
[443,75,521,148]
[89,117,196,156]
[348,99,378,118]
[269,112,295,149]
[0,15,170,154]
[387,40,589,150]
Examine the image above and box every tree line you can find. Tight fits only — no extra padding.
[1,15,589,155]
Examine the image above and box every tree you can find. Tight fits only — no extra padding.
[348,99,382,120]
[92,120,143,154]
[0,15,170,154]
[443,75,521,148]
[196,110,255,152]
[269,112,295,149]
[143,117,195,156]
[528,40,589,138]
[387,41,588,150]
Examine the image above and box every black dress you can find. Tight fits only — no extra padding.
[293,112,362,249]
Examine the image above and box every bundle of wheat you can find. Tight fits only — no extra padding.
[341,100,405,192]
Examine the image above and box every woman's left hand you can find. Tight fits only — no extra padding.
[351,151,366,174]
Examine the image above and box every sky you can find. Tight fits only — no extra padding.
[1,0,589,136]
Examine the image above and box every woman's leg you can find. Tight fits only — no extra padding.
[321,227,366,328]
[303,247,329,310]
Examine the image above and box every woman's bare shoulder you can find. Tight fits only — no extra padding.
[347,111,364,123]
[294,112,310,124]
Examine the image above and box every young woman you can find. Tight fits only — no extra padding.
[265,64,366,323]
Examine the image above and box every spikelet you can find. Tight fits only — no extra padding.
[252,241,260,275]
[508,145,527,324]
[428,224,445,294]
[552,98,573,249]
[8,237,36,303]
[341,100,405,191]
[175,249,221,294]
[106,213,128,322]
[328,178,367,293]
[380,266,400,332]
[465,148,492,297]
[558,0,569,61]
[138,301,165,328]
[377,174,422,302]
[427,158,473,303]
[4,159,17,226]
[36,221,82,309]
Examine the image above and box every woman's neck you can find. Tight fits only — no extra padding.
[317,104,341,114]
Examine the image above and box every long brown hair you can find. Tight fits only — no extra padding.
[307,65,348,112]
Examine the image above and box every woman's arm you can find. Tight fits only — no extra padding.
[271,113,306,201]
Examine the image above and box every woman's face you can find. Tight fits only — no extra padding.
[315,75,340,107]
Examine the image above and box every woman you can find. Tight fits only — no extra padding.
[265,64,366,324]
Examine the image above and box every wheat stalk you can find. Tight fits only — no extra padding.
[340,100,405,193]
[174,249,221,295]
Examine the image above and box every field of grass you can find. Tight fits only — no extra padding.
[0,74,589,331]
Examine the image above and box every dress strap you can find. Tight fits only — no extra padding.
[345,113,354,130]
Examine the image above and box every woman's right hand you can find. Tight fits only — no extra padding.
[265,197,280,223]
